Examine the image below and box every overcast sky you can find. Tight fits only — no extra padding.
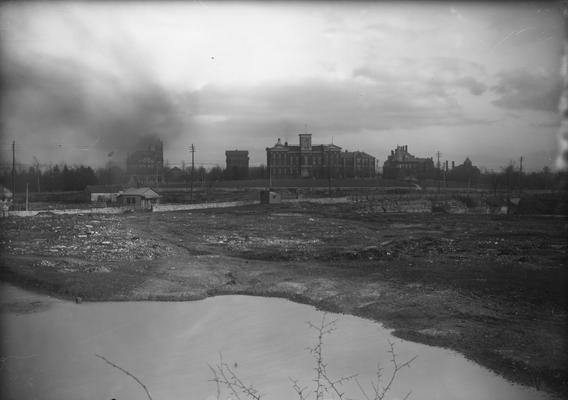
[0,1,564,172]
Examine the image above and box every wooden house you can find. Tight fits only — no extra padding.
[117,187,160,210]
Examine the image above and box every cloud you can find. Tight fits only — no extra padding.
[0,35,184,165]
[485,3,564,50]
[454,76,488,95]
[352,57,488,97]
[490,68,562,112]
[182,77,492,146]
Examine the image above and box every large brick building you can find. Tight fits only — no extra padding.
[225,150,249,179]
[382,145,435,179]
[266,134,376,179]
[126,137,164,186]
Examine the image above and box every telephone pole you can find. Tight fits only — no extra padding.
[190,144,195,202]
[11,140,15,196]
[519,156,523,195]
[436,151,441,193]
[327,148,331,196]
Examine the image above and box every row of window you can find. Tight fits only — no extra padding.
[269,168,375,177]
[270,165,375,175]
[270,155,366,166]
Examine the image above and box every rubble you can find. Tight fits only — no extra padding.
[2,214,173,262]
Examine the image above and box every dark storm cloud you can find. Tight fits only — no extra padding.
[1,53,183,152]
[491,68,562,112]
[0,9,184,167]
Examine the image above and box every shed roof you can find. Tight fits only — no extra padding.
[118,187,160,199]
[1,185,13,199]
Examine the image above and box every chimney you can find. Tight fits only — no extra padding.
[452,161,455,169]
[445,160,448,171]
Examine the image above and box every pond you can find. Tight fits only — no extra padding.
[0,284,552,400]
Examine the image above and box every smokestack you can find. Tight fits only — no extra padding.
[452,161,455,169]
[445,160,448,171]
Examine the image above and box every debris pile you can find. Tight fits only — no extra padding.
[319,236,461,261]
[205,234,322,261]
[1,214,173,262]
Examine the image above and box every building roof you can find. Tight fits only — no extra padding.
[267,143,343,152]
[118,187,160,199]
[226,150,249,154]
[1,185,13,199]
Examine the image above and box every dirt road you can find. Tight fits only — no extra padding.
[1,203,566,396]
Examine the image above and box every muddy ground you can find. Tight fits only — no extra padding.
[0,202,566,397]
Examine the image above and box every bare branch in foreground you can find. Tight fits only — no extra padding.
[209,353,262,400]
[289,377,309,400]
[306,313,359,400]
[95,353,153,400]
[354,340,416,400]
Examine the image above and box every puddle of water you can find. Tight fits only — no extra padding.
[0,284,553,400]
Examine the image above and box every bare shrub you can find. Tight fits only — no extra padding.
[210,313,416,400]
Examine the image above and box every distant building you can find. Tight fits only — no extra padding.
[382,145,436,179]
[1,185,13,215]
[225,150,249,179]
[0,185,12,201]
[117,187,160,210]
[126,137,164,186]
[165,166,185,183]
[448,157,480,184]
[341,150,377,178]
[266,133,376,179]
[260,190,281,204]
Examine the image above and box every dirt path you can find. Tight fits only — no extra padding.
[1,204,566,397]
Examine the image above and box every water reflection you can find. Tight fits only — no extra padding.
[0,284,552,400]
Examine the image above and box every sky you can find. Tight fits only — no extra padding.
[0,1,565,172]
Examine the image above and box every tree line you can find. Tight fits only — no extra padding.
[0,163,269,193]
[0,162,564,193]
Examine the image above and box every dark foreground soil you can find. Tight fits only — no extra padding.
[1,203,567,397]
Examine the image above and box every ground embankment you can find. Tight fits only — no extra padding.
[0,203,566,397]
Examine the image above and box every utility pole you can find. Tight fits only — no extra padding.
[190,144,195,202]
[519,156,523,196]
[34,157,41,193]
[436,151,441,193]
[444,160,448,188]
[327,148,331,196]
[268,156,272,189]
[11,140,15,196]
